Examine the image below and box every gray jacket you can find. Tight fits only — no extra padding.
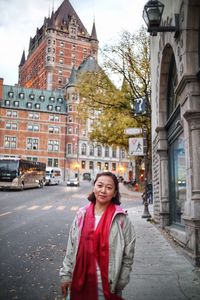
[60,203,136,294]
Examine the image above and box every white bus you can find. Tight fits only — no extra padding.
[45,167,62,185]
[0,157,46,190]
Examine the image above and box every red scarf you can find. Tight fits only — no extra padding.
[70,203,123,300]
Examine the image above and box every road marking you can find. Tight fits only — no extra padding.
[56,206,66,210]
[0,211,12,217]
[42,205,53,210]
[14,205,27,211]
[27,205,40,210]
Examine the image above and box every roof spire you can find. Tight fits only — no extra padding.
[90,18,98,41]
[19,49,26,67]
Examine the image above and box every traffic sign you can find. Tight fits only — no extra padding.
[129,137,144,156]
[124,128,143,135]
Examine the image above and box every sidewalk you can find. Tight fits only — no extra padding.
[119,183,200,300]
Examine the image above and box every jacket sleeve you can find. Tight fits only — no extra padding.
[116,215,136,290]
[59,217,77,283]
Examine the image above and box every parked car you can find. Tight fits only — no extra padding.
[66,177,80,187]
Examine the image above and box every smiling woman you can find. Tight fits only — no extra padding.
[60,171,136,300]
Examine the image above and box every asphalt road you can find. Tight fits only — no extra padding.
[0,181,140,300]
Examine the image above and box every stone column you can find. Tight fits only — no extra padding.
[156,127,170,228]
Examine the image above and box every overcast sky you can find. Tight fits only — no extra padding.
[0,0,147,86]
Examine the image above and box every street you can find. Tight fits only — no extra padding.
[0,182,140,300]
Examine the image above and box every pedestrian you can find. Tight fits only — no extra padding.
[60,171,136,300]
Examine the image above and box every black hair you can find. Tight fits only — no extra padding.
[87,171,121,205]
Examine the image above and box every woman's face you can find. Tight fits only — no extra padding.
[93,175,116,206]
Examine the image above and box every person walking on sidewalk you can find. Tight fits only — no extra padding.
[60,171,136,300]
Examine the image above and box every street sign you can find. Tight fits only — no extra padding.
[135,97,146,114]
[124,128,143,135]
[129,137,144,156]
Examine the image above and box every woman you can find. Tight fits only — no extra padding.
[60,172,136,300]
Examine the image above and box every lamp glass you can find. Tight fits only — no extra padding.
[143,0,164,28]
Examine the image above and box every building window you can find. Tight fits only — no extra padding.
[35,103,40,109]
[104,162,109,170]
[105,146,109,157]
[48,158,58,167]
[49,96,55,102]
[5,100,10,106]
[57,97,63,103]
[81,161,86,169]
[27,124,39,132]
[39,95,45,101]
[97,145,102,157]
[48,140,59,152]
[7,110,18,117]
[89,161,93,170]
[89,145,94,156]
[60,41,65,47]
[49,115,59,121]
[47,105,53,111]
[27,102,32,108]
[112,163,116,171]
[68,127,72,134]
[8,91,14,98]
[97,162,101,170]
[81,143,87,155]
[4,136,17,148]
[112,147,117,158]
[48,126,59,133]
[68,116,73,122]
[68,104,73,111]
[26,157,38,162]
[5,122,17,130]
[19,93,24,99]
[121,148,126,159]
[55,106,61,111]
[28,112,39,119]
[27,138,39,150]
[13,101,19,107]
[59,58,64,64]
[67,143,72,154]
[29,94,35,100]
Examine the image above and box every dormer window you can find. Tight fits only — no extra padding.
[55,106,61,111]
[29,94,34,100]
[27,102,32,108]
[49,96,55,102]
[5,100,10,106]
[35,103,40,109]
[8,91,14,98]
[47,105,53,111]
[40,95,45,101]
[13,101,19,107]
[19,93,24,99]
[57,97,63,103]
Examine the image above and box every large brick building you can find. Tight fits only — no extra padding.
[18,0,98,90]
[0,0,132,181]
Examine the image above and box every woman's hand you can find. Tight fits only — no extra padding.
[61,281,71,297]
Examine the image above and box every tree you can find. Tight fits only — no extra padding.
[77,26,151,181]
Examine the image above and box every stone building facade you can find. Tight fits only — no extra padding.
[150,0,200,265]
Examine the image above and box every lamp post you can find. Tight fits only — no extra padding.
[143,0,180,38]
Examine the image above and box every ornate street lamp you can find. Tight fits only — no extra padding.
[143,0,180,38]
